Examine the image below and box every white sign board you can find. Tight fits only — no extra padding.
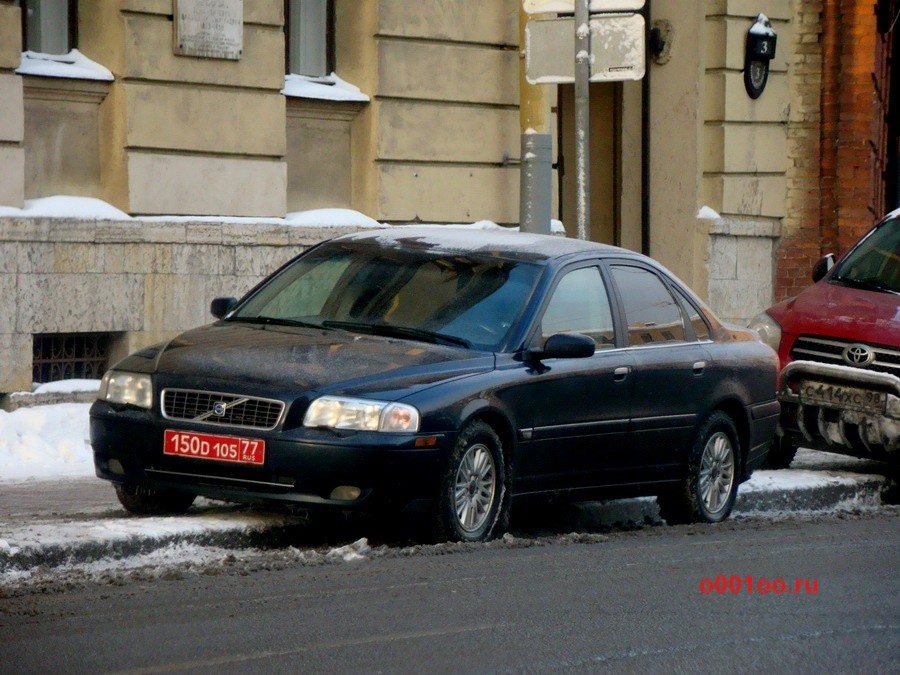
[525,14,645,84]
[174,0,243,60]
[523,0,645,13]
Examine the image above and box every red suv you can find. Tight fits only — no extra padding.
[749,211,900,467]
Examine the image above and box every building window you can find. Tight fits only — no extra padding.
[285,0,334,76]
[16,0,77,54]
[33,333,112,383]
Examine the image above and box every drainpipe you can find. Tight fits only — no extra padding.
[821,0,839,254]
[641,0,651,256]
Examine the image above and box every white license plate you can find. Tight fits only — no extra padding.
[799,381,887,414]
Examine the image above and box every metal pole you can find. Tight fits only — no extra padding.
[574,0,591,240]
[518,7,553,234]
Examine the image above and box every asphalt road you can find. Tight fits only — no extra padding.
[2,510,897,673]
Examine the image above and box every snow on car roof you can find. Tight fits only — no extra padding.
[335,226,626,262]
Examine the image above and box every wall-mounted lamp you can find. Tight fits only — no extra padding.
[744,13,777,99]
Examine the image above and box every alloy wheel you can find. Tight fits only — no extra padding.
[698,431,735,515]
[453,443,497,532]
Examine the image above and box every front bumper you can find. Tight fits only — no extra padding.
[777,360,900,462]
[90,400,452,514]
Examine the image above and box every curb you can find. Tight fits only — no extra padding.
[0,473,894,576]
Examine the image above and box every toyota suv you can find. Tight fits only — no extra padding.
[749,210,900,467]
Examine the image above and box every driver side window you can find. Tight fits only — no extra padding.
[541,267,615,348]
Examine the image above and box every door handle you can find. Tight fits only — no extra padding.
[613,366,631,381]
[693,361,706,375]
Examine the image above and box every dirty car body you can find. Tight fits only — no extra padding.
[91,227,779,541]
[751,211,900,466]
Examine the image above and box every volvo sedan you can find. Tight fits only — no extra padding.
[90,227,779,542]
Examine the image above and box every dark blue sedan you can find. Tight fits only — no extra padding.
[90,227,779,542]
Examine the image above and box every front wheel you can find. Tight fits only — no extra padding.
[658,411,740,525]
[114,483,195,515]
[433,420,510,542]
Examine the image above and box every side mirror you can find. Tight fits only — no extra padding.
[811,254,835,283]
[528,332,596,361]
[210,297,238,319]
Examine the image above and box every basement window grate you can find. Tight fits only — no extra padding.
[32,332,112,383]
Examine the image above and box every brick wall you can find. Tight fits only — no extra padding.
[778,0,891,301]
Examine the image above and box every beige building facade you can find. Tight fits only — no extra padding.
[0,0,794,393]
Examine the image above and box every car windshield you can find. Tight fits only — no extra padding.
[228,240,543,351]
[831,216,900,294]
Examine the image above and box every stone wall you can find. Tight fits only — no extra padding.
[0,219,367,393]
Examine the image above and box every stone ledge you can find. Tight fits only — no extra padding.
[702,214,782,238]
[0,390,98,412]
[0,218,375,245]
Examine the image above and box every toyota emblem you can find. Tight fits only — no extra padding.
[842,343,875,367]
[212,401,228,416]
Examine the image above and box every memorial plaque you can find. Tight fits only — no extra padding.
[174,0,243,60]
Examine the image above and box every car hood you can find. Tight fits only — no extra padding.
[769,280,900,346]
[117,323,495,399]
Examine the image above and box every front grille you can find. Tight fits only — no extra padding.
[162,389,285,430]
[791,336,900,377]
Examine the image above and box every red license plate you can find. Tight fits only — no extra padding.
[164,429,265,465]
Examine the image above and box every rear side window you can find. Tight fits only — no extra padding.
[541,267,616,348]
[672,286,711,340]
[610,265,686,345]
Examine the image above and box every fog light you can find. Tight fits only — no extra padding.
[108,459,125,476]
[330,485,361,501]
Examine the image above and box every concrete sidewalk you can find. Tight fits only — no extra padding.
[0,449,894,575]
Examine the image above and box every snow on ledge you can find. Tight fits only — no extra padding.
[0,196,131,220]
[17,49,114,81]
[697,205,721,220]
[281,72,370,102]
[285,208,380,228]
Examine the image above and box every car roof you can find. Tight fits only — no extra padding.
[333,226,632,264]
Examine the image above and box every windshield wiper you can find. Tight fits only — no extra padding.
[226,316,323,329]
[322,320,471,348]
[831,276,899,295]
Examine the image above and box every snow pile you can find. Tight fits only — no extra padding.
[285,208,381,228]
[0,195,131,220]
[0,403,94,482]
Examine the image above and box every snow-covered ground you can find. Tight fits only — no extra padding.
[0,380,98,482]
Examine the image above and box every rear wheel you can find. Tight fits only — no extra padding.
[658,411,740,525]
[434,420,510,542]
[114,483,195,515]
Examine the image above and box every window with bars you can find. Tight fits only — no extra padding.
[32,333,112,383]
[284,0,334,76]
[15,0,77,54]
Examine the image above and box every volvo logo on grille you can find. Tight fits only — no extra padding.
[212,401,228,416]
[842,343,875,367]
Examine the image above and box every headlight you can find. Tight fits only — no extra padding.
[303,396,420,433]
[98,371,154,409]
[747,311,782,352]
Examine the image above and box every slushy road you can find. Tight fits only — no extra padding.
[2,510,897,673]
